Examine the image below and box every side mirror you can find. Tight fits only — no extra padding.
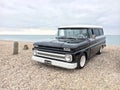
[92,35,96,39]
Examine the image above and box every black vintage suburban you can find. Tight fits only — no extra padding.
[32,25,106,69]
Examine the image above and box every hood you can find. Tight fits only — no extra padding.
[34,39,89,49]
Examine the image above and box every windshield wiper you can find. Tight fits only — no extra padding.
[56,36,87,40]
[56,36,77,39]
[66,37,77,39]
[56,36,67,39]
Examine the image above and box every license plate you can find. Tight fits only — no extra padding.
[44,60,51,65]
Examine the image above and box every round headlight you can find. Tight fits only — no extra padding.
[65,54,72,62]
[33,50,37,55]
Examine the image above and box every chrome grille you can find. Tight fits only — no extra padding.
[36,51,65,61]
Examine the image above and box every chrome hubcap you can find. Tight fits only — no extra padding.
[100,47,102,53]
[80,55,86,67]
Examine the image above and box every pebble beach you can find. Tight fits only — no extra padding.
[0,40,120,90]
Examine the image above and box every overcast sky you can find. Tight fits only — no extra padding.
[0,0,120,35]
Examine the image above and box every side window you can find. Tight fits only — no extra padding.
[88,29,93,38]
[93,28,100,36]
[99,29,103,35]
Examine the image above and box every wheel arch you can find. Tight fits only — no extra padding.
[75,49,89,60]
[84,51,88,60]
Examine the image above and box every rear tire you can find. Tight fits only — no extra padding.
[77,53,87,69]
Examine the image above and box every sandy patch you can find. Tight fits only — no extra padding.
[0,40,120,90]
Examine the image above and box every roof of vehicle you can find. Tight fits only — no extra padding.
[59,25,103,29]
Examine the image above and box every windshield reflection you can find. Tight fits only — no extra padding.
[57,28,88,39]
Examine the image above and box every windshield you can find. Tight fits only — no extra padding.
[57,28,88,39]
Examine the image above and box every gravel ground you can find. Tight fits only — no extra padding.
[0,40,120,90]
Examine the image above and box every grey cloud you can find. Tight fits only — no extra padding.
[0,0,120,34]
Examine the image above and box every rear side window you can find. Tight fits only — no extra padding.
[99,29,104,35]
[93,28,100,36]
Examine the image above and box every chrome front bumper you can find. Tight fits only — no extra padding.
[32,56,77,69]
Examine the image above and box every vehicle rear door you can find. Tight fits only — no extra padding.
[88,28,98,57]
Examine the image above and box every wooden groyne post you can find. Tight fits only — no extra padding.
[13,41,19,55]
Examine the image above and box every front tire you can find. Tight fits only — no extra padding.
[77,53,87,69]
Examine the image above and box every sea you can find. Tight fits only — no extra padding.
[0,35,120,45]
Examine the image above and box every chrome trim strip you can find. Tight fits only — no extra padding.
[74,40,106,54]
